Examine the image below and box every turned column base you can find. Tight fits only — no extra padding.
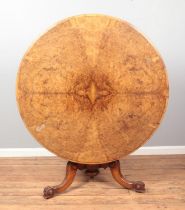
[43,160,145,199]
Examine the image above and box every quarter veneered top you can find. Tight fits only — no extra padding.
[16,14,169,164]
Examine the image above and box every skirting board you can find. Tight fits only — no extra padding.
[0,146,184,157]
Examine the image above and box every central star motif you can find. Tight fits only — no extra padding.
[86,81,97,105]
[76,81,110,105]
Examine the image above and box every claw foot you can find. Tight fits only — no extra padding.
[43,186,55,199]
[133,181,145,193]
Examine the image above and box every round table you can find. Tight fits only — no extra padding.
[16,14,169,198]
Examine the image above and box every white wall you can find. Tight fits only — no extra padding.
[0,0,185,148]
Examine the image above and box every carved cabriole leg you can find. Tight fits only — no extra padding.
[109,160,145,193]
[43,161,77,199]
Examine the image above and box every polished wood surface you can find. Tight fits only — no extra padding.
[16,14,169,164]
[0,155,184,210]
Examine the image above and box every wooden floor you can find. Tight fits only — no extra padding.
[0,155,184,210]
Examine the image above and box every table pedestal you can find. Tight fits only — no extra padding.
[43,160,145,199]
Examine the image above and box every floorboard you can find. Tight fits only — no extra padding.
[0,155,184,210]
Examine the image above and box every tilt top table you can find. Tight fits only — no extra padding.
[16,14,169,199]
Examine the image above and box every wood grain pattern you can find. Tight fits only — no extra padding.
[16,14,169,164]
[0,155,184,210]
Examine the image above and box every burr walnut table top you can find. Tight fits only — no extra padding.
[16,14,169,164]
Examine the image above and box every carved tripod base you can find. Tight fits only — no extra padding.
[43,160,145,199]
